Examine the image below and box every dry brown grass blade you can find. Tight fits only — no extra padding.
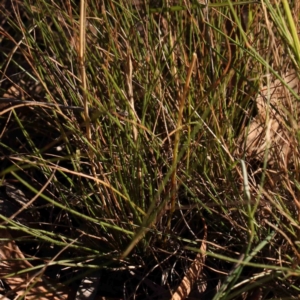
[0,229,70,300]
[171,220,207,300]
[168,53,197,229]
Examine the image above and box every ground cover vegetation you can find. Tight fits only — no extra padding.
[1,0,300,299]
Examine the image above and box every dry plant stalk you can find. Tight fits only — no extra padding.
[168,53,197,229]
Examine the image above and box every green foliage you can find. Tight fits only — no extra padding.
[1,0,300,298]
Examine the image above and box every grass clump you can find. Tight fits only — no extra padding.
[1,0,300,299]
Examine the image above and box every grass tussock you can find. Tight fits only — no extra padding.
[1,0,300,299]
